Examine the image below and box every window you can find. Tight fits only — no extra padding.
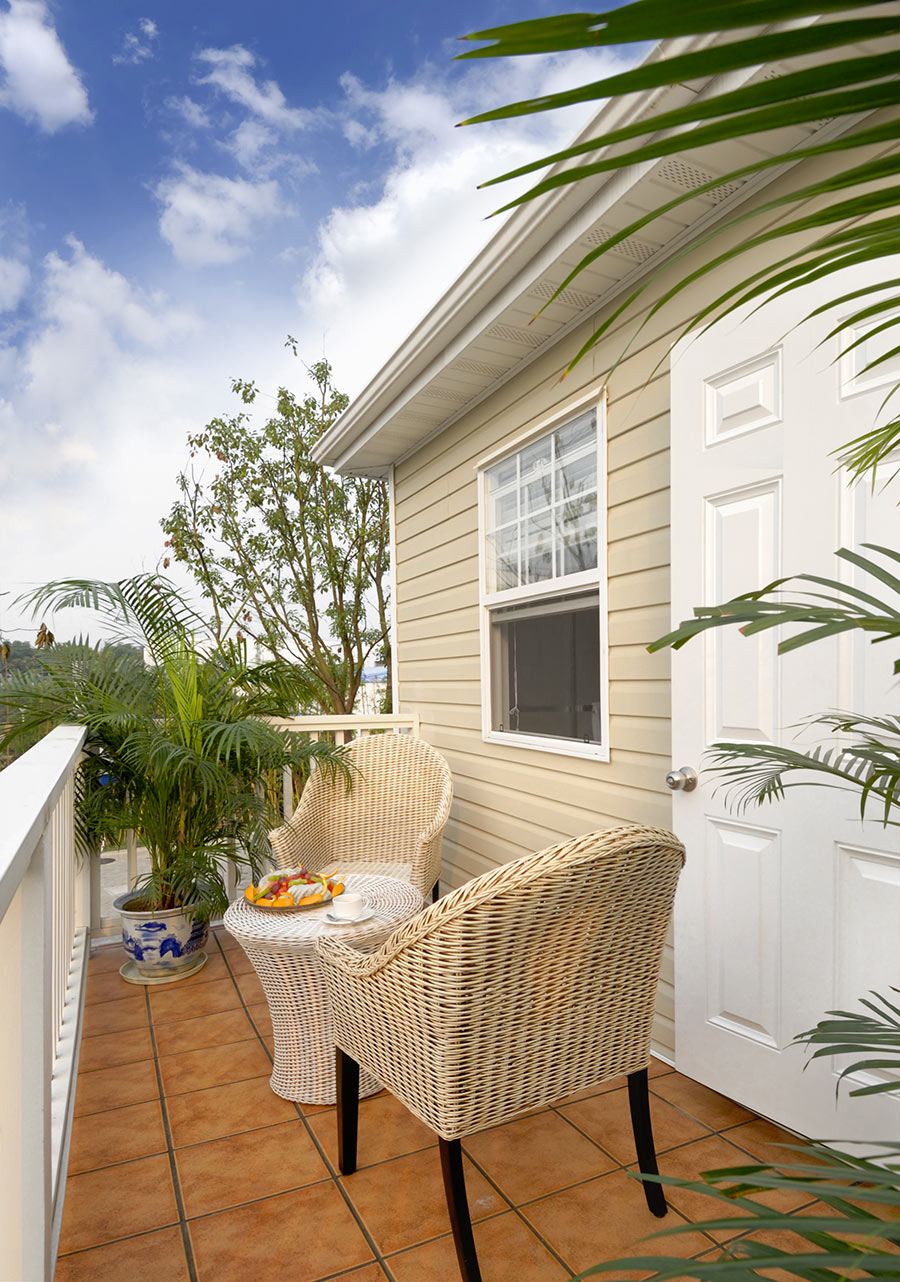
[479,395,608,758]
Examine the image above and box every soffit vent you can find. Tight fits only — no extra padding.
[582,226,657,262]
[485,322,546,348]
[528,279,597,310]
[452,356,510,379]
[655,157,746,202]
[419,385,471,404]
[758,68,832,132]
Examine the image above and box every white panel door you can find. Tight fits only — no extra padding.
[670,264,900,1142]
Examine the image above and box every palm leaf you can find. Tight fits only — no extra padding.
[649,544,900,668]
[577,1140,900,1280]
[795,991,900,1098]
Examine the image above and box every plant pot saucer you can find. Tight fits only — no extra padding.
[119,951,208,985]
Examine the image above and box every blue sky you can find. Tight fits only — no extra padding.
[0,0,634,640]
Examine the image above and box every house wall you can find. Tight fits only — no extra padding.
[390,134,894,1059]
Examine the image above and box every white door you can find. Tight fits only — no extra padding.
[670,264,900,1142]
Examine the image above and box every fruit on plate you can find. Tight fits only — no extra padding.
[244,866,345,907]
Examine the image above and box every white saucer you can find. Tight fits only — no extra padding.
[325,906,375,925]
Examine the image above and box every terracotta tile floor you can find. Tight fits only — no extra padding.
[57,928,820,1282]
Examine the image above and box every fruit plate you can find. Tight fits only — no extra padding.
[248,888,334,912]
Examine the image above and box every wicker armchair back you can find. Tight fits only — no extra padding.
[269,732,453,900]
[318,823,685,1139]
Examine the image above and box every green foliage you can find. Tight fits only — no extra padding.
[458,0,900,480]
[797,991,900,1099]
[650,543,900,820]
[0,574,348,919]
[161,351,390,714]
[580,1140,900,1279]
[650,545,900,669]
[700,712,900,825]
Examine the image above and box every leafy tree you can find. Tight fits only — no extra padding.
[161,350,391,715]
[460,3,899,1277]
[1,637,146,769]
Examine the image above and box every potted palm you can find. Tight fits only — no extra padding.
[0,574,346,982]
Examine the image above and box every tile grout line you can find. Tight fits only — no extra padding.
[144,984,201,1282]
[211,930,401,1282]
[210,932,748,1267]
[458,1146,580,1276]
[84,944,820,1278]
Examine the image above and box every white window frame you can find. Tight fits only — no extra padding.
[477,386,610,761]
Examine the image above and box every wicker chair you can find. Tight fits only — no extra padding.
[317,823,685,1282]
[268,732,453,902]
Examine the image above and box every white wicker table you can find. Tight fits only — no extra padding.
[223,873,423,1104]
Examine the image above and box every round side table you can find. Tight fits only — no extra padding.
[224,872,422,1104]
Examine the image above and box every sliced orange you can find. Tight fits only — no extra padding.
[331,883,344,897]
[299,892,324,905]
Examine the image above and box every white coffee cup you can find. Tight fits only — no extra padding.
[332,892,364,920]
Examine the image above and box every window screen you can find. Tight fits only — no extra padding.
[490,593,601,743]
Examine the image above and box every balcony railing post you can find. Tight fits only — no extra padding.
[20,830,53,1281]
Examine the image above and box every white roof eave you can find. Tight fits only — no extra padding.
[312,21,847,476]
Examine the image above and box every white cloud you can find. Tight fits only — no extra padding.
[0,254,29,309]
[227,118,276,170]
[0,236,305,642]
[166,94,210,130]
[0,239,211,627]
[300,49,634,390]
[0,41,647,645]
[113,16,159,66]
[154,164,286,266]
[0,0,92,132]
[195,45,314,130]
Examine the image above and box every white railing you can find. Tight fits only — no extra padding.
[0,725,90,1282]
[0,713,418,1276]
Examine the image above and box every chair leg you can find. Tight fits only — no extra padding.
[336,1047,359,1174]
[432,881,440,903]
[627,1068,667,1217]
[439,1138,482,1282]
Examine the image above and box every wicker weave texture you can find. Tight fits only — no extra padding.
[317,825,685,1139]
[268,732,453,900]
[223,873,423,1104]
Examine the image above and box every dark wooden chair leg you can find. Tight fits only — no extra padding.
[439,1138,482,1282]
[432,881,440,903]
[336,1047,360,1174]
[627,1068,667,1217]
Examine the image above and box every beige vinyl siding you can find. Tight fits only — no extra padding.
[394,317,678,1052]
[390,132,895,1060]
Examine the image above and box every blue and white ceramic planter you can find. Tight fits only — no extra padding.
[114,893,208,979]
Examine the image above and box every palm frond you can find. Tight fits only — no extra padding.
[702,716,900,824]
[579,1140,900,1281]
[2,575,347,910]
[650,544,900,668]
[795,991,900,1099]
